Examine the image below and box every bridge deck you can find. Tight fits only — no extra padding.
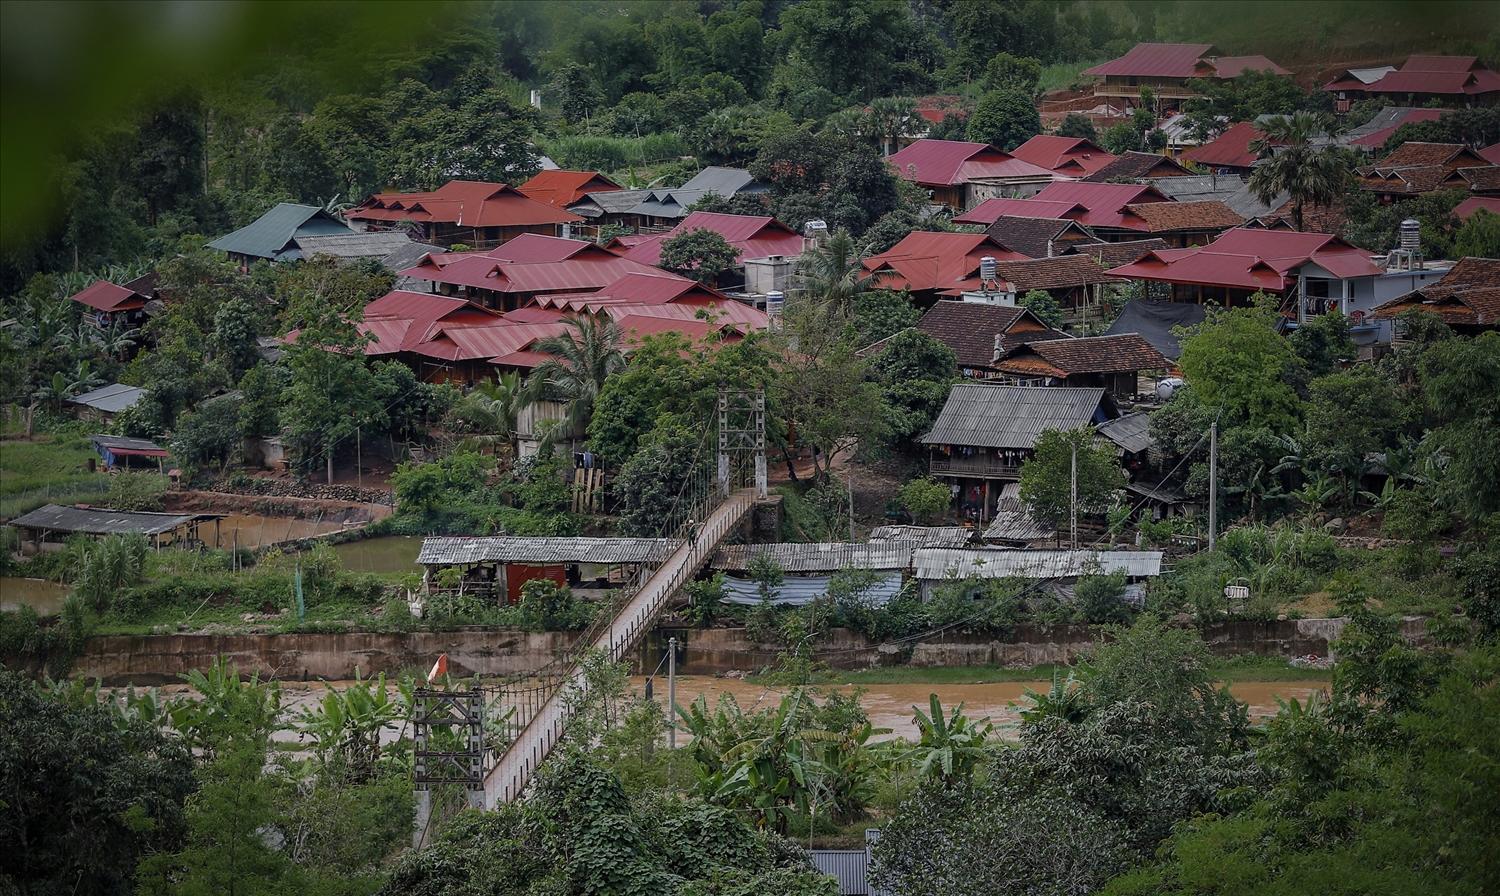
[482,488,757,805]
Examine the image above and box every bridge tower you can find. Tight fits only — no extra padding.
[717,387,767,498]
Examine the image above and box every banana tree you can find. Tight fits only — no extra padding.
[294,670,412,782]
[905,694,993,785]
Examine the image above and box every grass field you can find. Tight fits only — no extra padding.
[0,434,110,518]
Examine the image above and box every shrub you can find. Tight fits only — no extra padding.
[899,478,950,524]
[517,579,591,632]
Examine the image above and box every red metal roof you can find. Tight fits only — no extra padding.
[357,290,502,355]
[598,300,769,330]
[1181,122,1264,169]
[485,234,611,263]
[1083,43,1216,78]
[502,306,568,323]
[1350,108,1449,148]
[71,280,146,313]
[886,140,1053,187]
[347,180,582,228]
[1009,136,1117,176]
[1211,55,1290,77]
[1327,55,1500,98]
[1480,143,1500,166]
[952,198,1086,225]
[1031,181,1171,230]
[622,212,804,266]
[434,322,570,362]
[862,232,1028,292]
[531,271,704,309]
[400,249,663,295]
[517,170,622,208]
[1107,227,1381,291]
[1455,196,1500,221]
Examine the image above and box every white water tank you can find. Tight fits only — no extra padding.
[979,255,998,283]
[1399,218,1420,252]
[1155,376,1185,402]
[766,290,784,315]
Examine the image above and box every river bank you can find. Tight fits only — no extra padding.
[42,617,1420,685]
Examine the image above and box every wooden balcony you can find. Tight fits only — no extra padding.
[930,456,1024,479]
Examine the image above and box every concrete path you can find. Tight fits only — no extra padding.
[482,488,757,805]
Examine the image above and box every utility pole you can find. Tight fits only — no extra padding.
[1208,421,1218,551]
[356,425,362,489]
[1069,440,1078,550]
[667,637,678,749]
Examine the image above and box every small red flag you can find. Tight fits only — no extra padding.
[427,653,448,684]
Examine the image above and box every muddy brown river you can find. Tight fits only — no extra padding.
[135,674,1328,744]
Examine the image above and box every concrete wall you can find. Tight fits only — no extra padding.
[52,616,1434,685]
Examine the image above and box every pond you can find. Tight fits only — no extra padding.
[212,513,350,549]
[333,535,423,575]
[0,576,70,616]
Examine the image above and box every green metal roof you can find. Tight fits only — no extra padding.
[208,203,352,260]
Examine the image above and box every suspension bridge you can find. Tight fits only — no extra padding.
[412,390,768,834]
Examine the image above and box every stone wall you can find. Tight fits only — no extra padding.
[56,616,1435,685]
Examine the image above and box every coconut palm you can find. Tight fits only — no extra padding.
[866,96,918,156]
[523,316,625,450]
[1249,112,1351,232]
[798,229,872,316]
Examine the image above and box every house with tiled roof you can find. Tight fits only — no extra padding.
[1371,257,1500,335]
[1009,136,1117,178]
[991,334,1170,398]
[1106,228,1447,327]
[517,170,622,209]
[346,180,582,249]
[1083,43,1289,112]
[1119,200,1244,246]
[1082,151,1194,182]
[1066,238,1172,269]
[978,255,1128,316]
[1356,142,1496,200]
[1181,122,1264,173]
[1324,56,1500,111]
[984,216,1098,258]
[886,139,1055,211]
[901,301,1065,376]
[862,231,1028,301]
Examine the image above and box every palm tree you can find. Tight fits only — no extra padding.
[798,230,872,316]
[524,316,625,450]
[866,96,917,156]
[1249,112,1351,232]
[454,372,523,454]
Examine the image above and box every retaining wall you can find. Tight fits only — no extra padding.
[52,616,1433,685]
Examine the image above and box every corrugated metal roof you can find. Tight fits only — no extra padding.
[721,572,903,607]
[1108,228,1382,291]
[518,170,622,208]
[1083,43,1217,78]
[1031,182,1171,230]
[1010,135,1117,175]
[91,434,164,452]
[622,212,803,266]
[1097,412,1154,454]
[809,850,870,896]
[417,536,673,565]
[67,383,145,414]
[922,383,1105,449]
[867,525,972,547]
[1182,122,1265,170]
[10,504,211,536]
[294,231,414,259]
[348,181,582,228]
[713,543,918,573]
[913,548,1163,580]
[209,203,352,260]
[70,280,147,313]
[569,188,651,217]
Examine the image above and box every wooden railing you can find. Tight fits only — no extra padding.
[930,456,1025,478]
